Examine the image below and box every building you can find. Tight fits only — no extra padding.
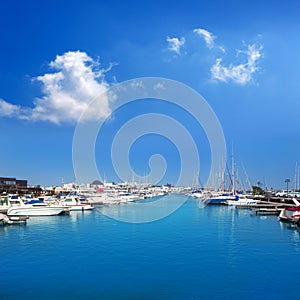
[0,176,41,195]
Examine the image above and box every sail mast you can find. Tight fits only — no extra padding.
[231,145,235,195]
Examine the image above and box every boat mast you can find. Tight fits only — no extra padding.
[294,162,298,192]
[241,162,252,191]
[231,146,235,195]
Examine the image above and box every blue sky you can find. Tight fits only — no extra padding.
[0,0,300,189]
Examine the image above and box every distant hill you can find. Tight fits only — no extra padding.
[90,180,103,186]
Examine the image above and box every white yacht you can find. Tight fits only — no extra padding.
[226,195,257,206]
[6,195,68,216]
[59,196,94,211]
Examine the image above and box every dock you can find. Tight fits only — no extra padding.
[234,200,294,216]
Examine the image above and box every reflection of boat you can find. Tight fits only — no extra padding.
[7,196,68,216]
[60,196,94,211]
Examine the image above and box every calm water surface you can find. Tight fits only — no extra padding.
[1,194,300,300]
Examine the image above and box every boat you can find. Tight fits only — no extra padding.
[203,193,239,205]
[278,206,300,223]
[1,213,29,225]
[7,196,68,216]
[190,190,204,199]
[278,198,300,224]
[226,195,257,206]
[254,208,281,216]
[201,151,239,205]
[0,213,9,226]
[59,196,94,211]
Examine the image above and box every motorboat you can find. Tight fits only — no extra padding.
[279,198,300,224]
[226,195,257,206]
[278,206,300,223]
[59,196,94,211]
[6,195,68,216]
[202,192,239,205]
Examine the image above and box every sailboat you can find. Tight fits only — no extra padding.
[201,152,239,205]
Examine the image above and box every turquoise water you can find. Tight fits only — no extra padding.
[1,194,300,300]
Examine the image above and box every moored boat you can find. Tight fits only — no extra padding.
[278,206,300,224]
[6,196,68,216]
[59,196,94,211]
[279,198,300,224]
[226,195,257,206]
[202,193,239,205]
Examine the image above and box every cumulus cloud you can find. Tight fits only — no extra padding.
[166,36,185,55]
[0,51,113,124]
[210,43,263,84]
[0,99,21,117]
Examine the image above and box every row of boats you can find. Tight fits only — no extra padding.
[2,187,300,227]
[190,189,300,226]
[0,188,169,226]
[0,194,94,220]
[190,190,258,206]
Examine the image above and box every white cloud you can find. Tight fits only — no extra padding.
[193,28,215,49]
[0,51,113,124]
[166,36,185,55]
[210,43,263,85]
[33,51,112,124]
[0,98,20,117]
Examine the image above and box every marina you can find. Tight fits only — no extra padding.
[1,1,299,299]
[1,194,300,300]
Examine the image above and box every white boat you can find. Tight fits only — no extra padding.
[60,196,94,211]
[0,213,28,225]
[0,196,10,213]
[201,192,239,205]
[279,206,300,223]
[0,213,10,225]
[226,195,257,206]
[6,196,68,216]
[118,192,140,202]
[189,190,204,198]
[279,198,300,223]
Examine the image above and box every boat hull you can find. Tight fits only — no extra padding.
[278,208,300,224]
[206,195,239,205]
[7,206,66,216]
[68,205,94,211]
